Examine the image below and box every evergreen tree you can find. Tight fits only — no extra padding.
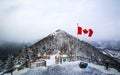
[4,55,15,75]
[24,45,34,68]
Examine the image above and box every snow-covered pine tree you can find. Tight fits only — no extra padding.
[23,45,34,68]
[4,55,15,75]
[14,45,34,68]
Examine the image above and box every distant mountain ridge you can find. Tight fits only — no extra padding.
[90,40,120,65]
[30,29,120,71]
[91,40,120,50]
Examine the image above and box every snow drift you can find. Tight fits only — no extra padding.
[7,61,119,75]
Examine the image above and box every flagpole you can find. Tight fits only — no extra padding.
[76,23,79,61]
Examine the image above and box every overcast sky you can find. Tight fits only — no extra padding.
[0,0,120,43]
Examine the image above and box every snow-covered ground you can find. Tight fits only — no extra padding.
[2,61,120,75]
[1,55,120,75]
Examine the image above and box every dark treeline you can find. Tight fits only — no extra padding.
[0,42,27,61]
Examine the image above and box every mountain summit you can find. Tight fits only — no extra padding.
[30,29,120,71]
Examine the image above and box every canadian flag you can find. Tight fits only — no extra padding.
[77,26,93,37]
[77,26,82,35]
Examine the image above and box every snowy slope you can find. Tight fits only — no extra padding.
[90,41,120,63]
[2,61,120,75]
[91,41,120,50]
[90,41,120,58]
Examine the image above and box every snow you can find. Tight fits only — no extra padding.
[108,52,114,57]
[14,65,21,68]
[2,53,120,75]
[45,54,68,66]
[61,55,67,57]
[88,62,119,74]
[46,55,56,66]
[1,68,30,75]
[1,54,119,75]
[102,51,107,55]
[3,61,120,75]
[1,54,120,75]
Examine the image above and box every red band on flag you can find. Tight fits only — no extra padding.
[88,29,93,37]
[77,26,82,35]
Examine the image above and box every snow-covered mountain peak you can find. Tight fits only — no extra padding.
[29,30,120,71]
[49,29,67,36]
[56,29,65,33]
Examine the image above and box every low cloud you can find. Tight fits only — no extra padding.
[0,0,120,42]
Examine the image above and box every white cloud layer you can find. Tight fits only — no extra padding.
[0,0,120,42]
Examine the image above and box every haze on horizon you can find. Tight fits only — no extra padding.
[0,0,120,43]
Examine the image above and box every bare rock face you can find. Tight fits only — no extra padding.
[30,29,120,72]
